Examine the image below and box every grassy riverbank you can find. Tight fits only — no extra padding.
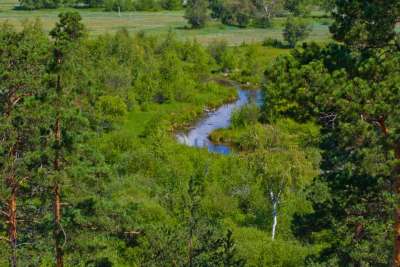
[119,81,237,139]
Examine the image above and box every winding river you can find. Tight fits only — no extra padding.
[176,85,263,155]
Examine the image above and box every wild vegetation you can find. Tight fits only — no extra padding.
[0,10,309,267]
[1,0,400,266]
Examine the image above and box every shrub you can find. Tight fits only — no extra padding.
[283,16,312,48]
[231,103,260,128]
[263,37,286,48]
[104,0,135,11]
[96,95,128,129]
[208,40,238,72]
[220,0,254,28]
[160,0,182,10]
[134,0,161,11]
[184,0,209,29]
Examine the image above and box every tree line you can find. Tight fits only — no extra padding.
[18,0,183,11]
[185,0,333,28]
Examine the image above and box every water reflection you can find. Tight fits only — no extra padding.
[177,87,263,154]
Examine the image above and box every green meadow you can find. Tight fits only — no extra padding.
[0,0,331,44]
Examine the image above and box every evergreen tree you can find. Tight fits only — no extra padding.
[265,42,400,265]
[0,21,49,267]
[47,12,85,267]
[330,0,400,50]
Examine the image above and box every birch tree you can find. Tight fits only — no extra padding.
[252,150,309,240]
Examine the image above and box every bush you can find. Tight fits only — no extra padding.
[263,37,286,48]
[96,95,128,129]
[134,0,161,11]
[18,0,62,9]
[231,103,260,128]
[220,0,254,28]
[185,0,209,28]
[208,40,238,72]
[160,0,182,10]
[283,16,312,48]
[104,0,134,11]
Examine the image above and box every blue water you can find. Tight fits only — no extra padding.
[177,86,263,155]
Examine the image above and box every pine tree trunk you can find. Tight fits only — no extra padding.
[53,115,63,267]
[393,146,400,267]
[53,183,63,267]
[8,184,17,267]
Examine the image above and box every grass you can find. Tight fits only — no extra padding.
[0,0,332,44]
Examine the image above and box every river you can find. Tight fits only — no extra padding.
[176,85,263,155]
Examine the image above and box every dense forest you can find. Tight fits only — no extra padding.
[1,0,400,267]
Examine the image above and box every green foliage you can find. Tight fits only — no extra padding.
[220,0,255,28]
[330,0,400,50]
[0,9,319,267]
[0,20,51,266]
[231,103,260,128]
[263,37,286,48]
[17,0,184,10]
[264,35,400,265]
[134,0,161,11]
[209,0,224,18]
[185,0,209,28]
[208,0,286,28]
[208,40,238,72]
[284,0,312,16]
[104,0,134,11]
[283,16,312,48]
[50,11,85,45]
[96,95,128,127]
[161,0,182,10]
[18,0,62,9]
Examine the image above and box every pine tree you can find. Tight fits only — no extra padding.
[264,42,400,265]
[48,12,84,267]
[0,22,49,267]
[330,0,400,50]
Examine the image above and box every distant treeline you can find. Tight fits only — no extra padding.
[17,0,333,16]
[208,0,333,27]
[182,0,332,30]
[17,0,183,10]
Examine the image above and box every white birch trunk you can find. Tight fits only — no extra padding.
[270,191,279,241]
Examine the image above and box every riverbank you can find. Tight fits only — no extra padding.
[177,84,263,154]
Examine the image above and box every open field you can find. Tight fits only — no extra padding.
[0,0,331,44]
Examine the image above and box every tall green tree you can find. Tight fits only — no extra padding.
[48,12,84,267]
[185,0,209,28]
[250,147,313,241]
[0,21,49,267]
[282,16,312,48]
[330,0,400,50]
[265,42,400,265]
